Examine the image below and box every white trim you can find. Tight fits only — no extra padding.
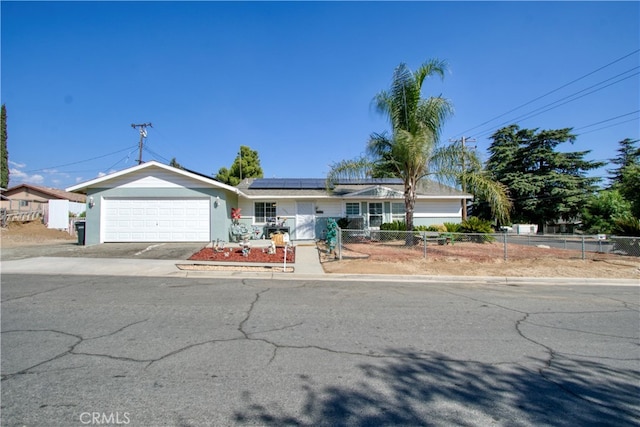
[66,161,240,194]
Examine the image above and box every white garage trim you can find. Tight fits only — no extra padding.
[102,198,210,242]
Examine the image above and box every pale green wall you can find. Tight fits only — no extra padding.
[83,187,237,245]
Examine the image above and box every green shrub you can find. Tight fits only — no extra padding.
[443,222,461,233]
[337,217,349,229]
[380,221,406,231]
[460,216,494,233]
[380,221,406,240]
[460,216,495,243]
[413,225,429,232]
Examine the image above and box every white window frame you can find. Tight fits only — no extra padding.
[345,202,360,217]
[391,202,405,222]
[254,201,277,223]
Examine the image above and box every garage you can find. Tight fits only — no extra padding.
[103,198,210,242]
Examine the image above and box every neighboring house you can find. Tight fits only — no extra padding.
[0,184,87,228]
[0,183,86,212]
[66,161,472,245]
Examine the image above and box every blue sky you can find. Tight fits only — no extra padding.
[2,1,638,190]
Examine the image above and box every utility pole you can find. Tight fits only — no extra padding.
[449,136,476,220]
[131,123,153,165]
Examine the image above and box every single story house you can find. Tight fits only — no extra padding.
[0,183,86,213]
[66,161,472,245]
[1,184,86,227]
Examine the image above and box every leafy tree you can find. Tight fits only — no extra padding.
[327,60,511,232]
[485,125,604,230]
[1,104,8,188]
[581,190,632,234]
[618,164,640,218]
[215,145,263,186]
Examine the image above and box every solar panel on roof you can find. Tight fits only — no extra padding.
[250,177,406,189]
[249,178,327,189]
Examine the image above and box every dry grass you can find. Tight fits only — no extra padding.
[318,240,640,279]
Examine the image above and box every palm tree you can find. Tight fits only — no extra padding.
[327,59,510,231]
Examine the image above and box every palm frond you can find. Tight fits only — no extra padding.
[412,58,448,88]
[325,156,374,190]
[463,173,512,224]
[416,96,454,141]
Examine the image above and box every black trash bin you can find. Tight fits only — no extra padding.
[75,220,86,245]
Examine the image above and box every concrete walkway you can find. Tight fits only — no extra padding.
[0,242,326,278]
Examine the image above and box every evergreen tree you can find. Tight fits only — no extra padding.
[607,138,640,185]
[607,138,640,218]
[485,125,604,229]
[1,104,8,188]
[169,157,183,169]
[215,145,263,186]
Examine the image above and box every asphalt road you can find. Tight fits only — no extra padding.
[1,274,638,427]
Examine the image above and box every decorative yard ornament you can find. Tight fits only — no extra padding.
[231,208,242,224]
[326,218,338,254]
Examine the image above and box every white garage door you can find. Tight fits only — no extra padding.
[103,198,210,242]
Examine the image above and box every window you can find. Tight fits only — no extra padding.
[19,200,29,207]
[254,202,276,223]
[345,202,360,216]
[391,202,405,222]
[368,202,383,228]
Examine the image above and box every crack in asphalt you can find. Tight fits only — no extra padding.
[1,329,83,381]
[523,319,638,340]
[1,283,80,303]
[1,320,154,380]
[442,288,640,417]
[4,281,637,422]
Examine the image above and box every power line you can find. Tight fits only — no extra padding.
[453,49,640,138]
[24,145,138,172]
[142,146,171,164]
[470,70,639,139]
[103,146,139,173]
[576,117,640,137]
[574,110,640,131]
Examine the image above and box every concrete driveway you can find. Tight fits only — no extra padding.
[0,242,208,261]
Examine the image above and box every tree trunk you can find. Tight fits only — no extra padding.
[405,178,417,245]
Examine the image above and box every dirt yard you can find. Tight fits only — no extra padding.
[1,220,77,248]
[317,240,640,279]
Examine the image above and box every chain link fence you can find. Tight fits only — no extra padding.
[335,229,640,262]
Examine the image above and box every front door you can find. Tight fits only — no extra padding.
[296,202,316,240]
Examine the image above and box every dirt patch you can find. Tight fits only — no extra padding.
[1,221,76,248]
[317,241,640,279]
[188,246,295,263]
